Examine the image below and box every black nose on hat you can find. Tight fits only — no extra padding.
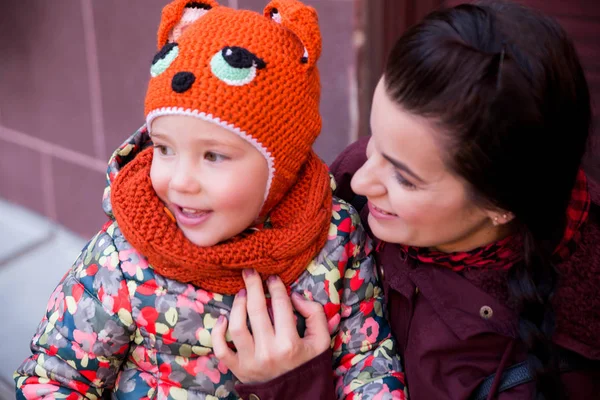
[172,71,196,93]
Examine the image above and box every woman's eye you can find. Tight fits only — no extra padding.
[151,43,180,77]
[395,172,417,190]
[204,151,227,162]
[153,145,173,156]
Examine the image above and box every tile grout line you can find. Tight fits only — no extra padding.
[41,153,58,222]
[81,0,108,162]
[0,125,106,173]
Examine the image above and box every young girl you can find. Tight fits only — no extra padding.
[233,1,600,399]
[14,1,405,399]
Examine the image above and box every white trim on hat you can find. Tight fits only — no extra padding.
[146,107,275,206]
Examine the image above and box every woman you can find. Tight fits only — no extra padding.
[215,1,600,399]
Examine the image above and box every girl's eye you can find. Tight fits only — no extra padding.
[204,151,227,162]
[395,171,417,190]
[153,145,173,156]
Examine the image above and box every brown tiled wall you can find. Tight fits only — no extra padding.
[0,0,357,237]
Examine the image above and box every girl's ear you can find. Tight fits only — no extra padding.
[263,0,322,69]
[156,0,221,48]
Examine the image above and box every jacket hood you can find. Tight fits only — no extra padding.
[102,125,152,220]
[553,195,600,358]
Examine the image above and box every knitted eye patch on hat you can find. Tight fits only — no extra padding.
[110,0,333,294]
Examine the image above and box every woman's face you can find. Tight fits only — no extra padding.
[351,78,509,252]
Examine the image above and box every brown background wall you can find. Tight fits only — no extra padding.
[0,0,358,237]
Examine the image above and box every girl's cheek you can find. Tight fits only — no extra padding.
[150,163,171,192]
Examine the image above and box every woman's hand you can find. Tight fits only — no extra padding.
[211,269,331,383]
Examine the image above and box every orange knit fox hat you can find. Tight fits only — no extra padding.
[145,0,322,215]
[110,0,331,294]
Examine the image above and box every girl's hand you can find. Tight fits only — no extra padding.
[211,269,331,383]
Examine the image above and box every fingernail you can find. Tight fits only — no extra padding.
[243,269,256,278]
[237,289,247,298]
[267,275,279,285]
[217,315,225,325]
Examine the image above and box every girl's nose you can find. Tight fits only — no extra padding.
[169,161,201,193]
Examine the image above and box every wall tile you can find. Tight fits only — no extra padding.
[0,141,45,216]
[52,158,107,238]
[92,0,167,158]
[0,1,95,156]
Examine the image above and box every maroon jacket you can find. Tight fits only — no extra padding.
[235,137,600,400]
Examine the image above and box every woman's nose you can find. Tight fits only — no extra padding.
[351,157,386,198]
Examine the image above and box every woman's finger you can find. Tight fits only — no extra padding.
[291,292,331,353]
[266,275,299,338]
[228,288,255,355]
[242,269,275,345]
[211,315,240,373]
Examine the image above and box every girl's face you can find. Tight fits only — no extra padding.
[351,78,509,252]
[150,115,269,247]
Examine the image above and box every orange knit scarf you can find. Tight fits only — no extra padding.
[111,147,332,295]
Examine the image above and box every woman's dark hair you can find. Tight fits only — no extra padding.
[384,1,591,399]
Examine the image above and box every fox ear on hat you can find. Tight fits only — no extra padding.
[263,0,322,69]
[157,0,220,48]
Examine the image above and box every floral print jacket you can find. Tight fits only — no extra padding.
[15,127,406,400]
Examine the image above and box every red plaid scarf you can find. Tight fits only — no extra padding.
[397,169,591,271]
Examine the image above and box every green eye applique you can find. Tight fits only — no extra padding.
[151,43,180,77]
[210,46,266,86]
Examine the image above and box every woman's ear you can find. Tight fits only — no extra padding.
[263,0,322,69]
[157,0,221,48]
[487,210,515,226]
